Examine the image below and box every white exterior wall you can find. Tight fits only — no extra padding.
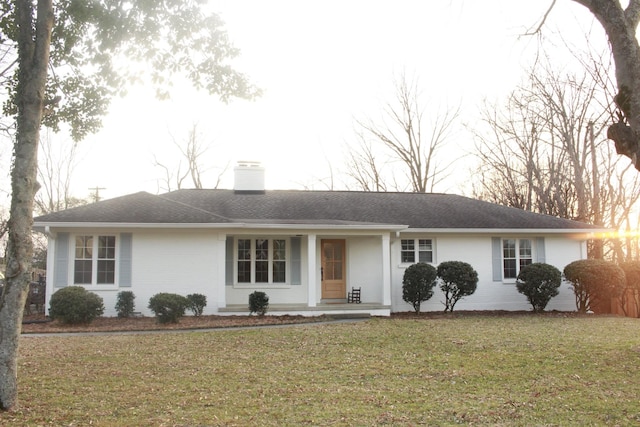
[44,227,589,317]
[346,236,384,303]
[46,229,225,317]
[127,230,223,316]
[390,233,587,313]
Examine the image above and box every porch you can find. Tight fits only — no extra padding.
[218,302,391,317]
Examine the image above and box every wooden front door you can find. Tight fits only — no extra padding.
[321,239,346,299]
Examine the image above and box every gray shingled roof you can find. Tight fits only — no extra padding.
[34,189,601,231]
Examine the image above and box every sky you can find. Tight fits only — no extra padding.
[31,1,606,201]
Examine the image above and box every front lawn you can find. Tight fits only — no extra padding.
[3,315,640,426]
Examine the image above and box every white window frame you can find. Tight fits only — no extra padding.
[72,234,118,288]
[502,238,533,281]
[400,238,434,264]
[235,237,289,287]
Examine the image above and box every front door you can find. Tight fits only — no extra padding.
[321,239,346,299]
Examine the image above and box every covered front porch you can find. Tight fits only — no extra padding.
[219,302,391,317]
[219,228,400,315]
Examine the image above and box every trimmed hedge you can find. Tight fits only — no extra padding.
[516,263,561,312]
[49,286,104,324]
[249,291,269,316]
[148,293,189,323]
[402,263,437,313]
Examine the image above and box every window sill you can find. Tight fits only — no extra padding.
[75,284,119,291]
[233,284,292,289]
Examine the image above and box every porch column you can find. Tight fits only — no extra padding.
[307,234,317,307]
[216,233,227,308]
[381,233,391,306]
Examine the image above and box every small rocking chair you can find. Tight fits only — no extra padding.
[347,287,361,304]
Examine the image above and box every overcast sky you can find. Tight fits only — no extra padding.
[46,1,604,201]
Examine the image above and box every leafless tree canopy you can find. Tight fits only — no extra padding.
[346,74,459,193]
[34,132,88,214]
[154,124,228,192]
[473,53,640,261]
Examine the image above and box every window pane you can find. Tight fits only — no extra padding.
[255,261,269,282]
[273,239,286,260]
[503,259,517,279]
[237,261,251,283]
[401,239,415,263]
[75,236,92,259]
[503,239,516,258]
[418,239,432,251]
[74,260,92,284]
[418,251,433,263]
[519,239,532,259]
[98,236,115,259]
[238,239,251,260]
[256,239,268,260]
[97,260,115,284]
[418,239,433,263]
[273,261,286,283]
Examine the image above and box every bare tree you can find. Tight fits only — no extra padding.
[154,124,228,192]
[528,1,640,173]
[473,53,640,261]
[346,74,460,193]
[35,131,87,214]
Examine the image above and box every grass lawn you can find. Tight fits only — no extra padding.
[3,315,640,426]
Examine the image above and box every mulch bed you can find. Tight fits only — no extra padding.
[19,310,604,334]
[20,313,329,334]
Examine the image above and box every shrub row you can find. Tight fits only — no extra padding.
[402,261,478,313]
[49,289,207,325]
[403,258,638,315]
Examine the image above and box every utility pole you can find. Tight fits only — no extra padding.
[88,186,106,203]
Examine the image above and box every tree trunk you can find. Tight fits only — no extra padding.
[0,0,53,411]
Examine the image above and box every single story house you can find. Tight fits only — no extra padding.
[34,163,604,317]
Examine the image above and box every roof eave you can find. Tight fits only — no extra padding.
[403,228,611,235]
[33,221,409,231]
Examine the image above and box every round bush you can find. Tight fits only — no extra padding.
[564,259,626,313]
[249,291,269,316]
[516,263,561,312]
[148,293,189,323]
[437,261,478,313]
[402,263,437,313]
[187,293,207,316]
[115,290,136,318]
[49,286,104,324]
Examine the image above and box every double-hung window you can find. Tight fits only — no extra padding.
[74,235,116,285]
[401,239,433,263]
[502,238,532,279]
[237,238,287,284]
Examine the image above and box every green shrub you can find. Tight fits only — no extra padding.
[115,291,136,318]
[564,259,626,313]
[186,293,207,316]
[49,286,104,324]
[437,261,478,313]
[516,263,561,313]
[249,291,269,316]
[402,263,437,313]
[148,293,189,323]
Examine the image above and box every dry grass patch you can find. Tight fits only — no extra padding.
[4,315,640,426]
